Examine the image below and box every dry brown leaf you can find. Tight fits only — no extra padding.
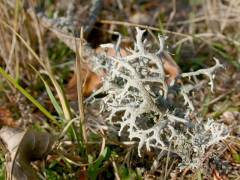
[67,64,102,99]
[0,127,54,180]
[162,51,181,82]
[0,107,16,127]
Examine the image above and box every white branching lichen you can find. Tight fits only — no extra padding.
[94,28,228,169]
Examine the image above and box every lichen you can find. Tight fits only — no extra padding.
[92,28,228,169]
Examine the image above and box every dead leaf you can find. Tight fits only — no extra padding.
[0,126,54,180]
[0,107,16,127]
[162,51,181,82]
[67,63,102,99]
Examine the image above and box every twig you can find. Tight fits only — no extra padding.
[166,0,176,28]
[206,89,233,106]
[76,27,88,144]
[99,19,189,37]
[112,160,121,180]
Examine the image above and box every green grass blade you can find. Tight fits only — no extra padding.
[88,147,111,180]
[43,81,64,118]
[0,66,60,127]
[29,64,64,118]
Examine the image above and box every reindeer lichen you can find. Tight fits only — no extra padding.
[93,28,228,169]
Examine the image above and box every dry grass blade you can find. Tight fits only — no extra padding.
[76,27,87,144]
[0,18,72,123]
[99,19,189,37]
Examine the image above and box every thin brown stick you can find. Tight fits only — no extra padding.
[166,0,176,28]
[76,27,87,143]
[99,19,189,37]
[112,160,121,180]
